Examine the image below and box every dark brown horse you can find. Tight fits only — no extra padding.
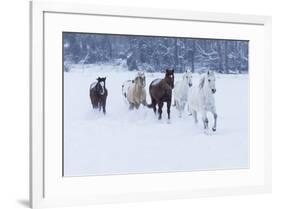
[89,77,108,114]
[148,69,174,120]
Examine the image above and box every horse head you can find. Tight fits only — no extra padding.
[199,70,216,94]
[96,77,106,95]
[184,70,193,87]
[134,72,146,88]
[165,69,174,89]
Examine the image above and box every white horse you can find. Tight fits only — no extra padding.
[173,70,193,117]
[188,70,218,132]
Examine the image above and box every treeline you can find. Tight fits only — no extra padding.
[63,32,248,73]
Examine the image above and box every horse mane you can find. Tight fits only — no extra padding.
[134,72,145,87]
[199,70,215,89]
[199,75,205,89]
[134,74,140,83]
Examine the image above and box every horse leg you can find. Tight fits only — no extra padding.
[129,103,134,110]
[98,101,102,112]
[211,109,218,132]
[167,100,171,120]
[187,104,192,116]
[92,99,98,109]
[135,103,140,109]
[90,95,97,109]
[175,99,179,110]
[192,110,198,123]
[90,97,94,108]
[151,98,157,114]
[175,100,181,117]
[202,111,208,130]
[102,99,106,114]
[142,99,147,106]
[90,92,95,108]
[91,100,95,109]
[180,101,186,117]
[158,102,163,120]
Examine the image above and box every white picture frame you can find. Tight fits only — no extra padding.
[30,1,272,208]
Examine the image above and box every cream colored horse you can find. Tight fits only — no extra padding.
[126,72,147,109]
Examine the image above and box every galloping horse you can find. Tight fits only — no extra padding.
[148,69,174,120]
[126,72,147,109]
[173,70,193,117]
[188,70,218,132]
[89,77,108,114]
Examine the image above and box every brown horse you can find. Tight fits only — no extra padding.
[148,69,174,120]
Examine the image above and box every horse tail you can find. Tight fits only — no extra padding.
[146,83,156,108]
[121,84,126,98]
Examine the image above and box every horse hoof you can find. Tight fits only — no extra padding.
[212,128,216,132]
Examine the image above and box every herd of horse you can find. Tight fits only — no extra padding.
[89,69,218,132]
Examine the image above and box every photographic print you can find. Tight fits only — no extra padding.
[63,32,249,177]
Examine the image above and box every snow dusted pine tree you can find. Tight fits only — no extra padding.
[63,32,248,74]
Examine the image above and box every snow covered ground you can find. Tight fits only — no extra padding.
[64,65,249,176]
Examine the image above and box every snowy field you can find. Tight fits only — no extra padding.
[64,65,249,176]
